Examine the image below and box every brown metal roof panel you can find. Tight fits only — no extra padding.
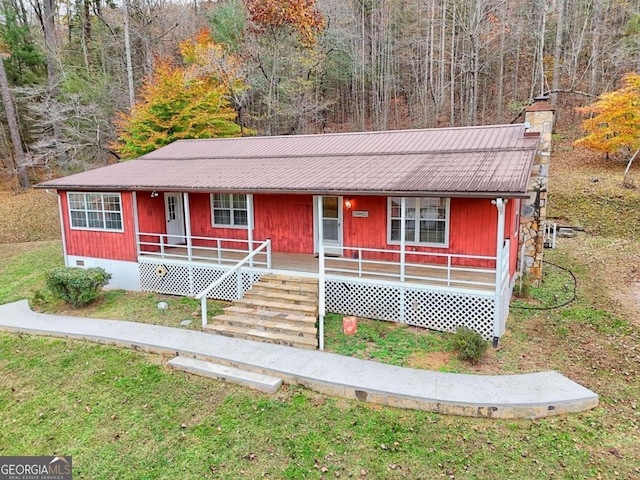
[37,151,535,195]
[140,124,531,160]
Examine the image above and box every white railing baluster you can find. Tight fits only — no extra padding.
[195,238,271,327]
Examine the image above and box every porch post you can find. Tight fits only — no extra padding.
[247,194,254,267]
[317,196,325,351]
[132,191,140,258]
[183,192,192,262]
[57,193,69,267]
[400,197,406,281]
[492,198,507,347]
[183,192,194,295]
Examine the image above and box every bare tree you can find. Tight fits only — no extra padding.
[0,54,29,189]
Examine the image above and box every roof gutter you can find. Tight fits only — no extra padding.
[34,184,532,200]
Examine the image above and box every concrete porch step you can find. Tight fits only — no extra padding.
[205,323,318,350]
[223,306,317,326]
[255,281,318,296]
[233,298,317,316]
[243,289,317,306]
[167,355,283,393]
[208,314,317,338]
[260,274,319,286]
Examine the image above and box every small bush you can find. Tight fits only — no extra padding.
[46,267,112,307]
[452,327,488,364]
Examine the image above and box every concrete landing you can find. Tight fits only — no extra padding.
[0,300,599,419]
[168,355,283,394]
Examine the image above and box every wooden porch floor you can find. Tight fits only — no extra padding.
[140,247,496,292]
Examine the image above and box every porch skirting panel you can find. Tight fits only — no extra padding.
[139,259,262,300]
[325,278,496,340]
[138,259,502,340]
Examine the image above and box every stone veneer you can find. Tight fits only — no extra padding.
[521,101,555,286]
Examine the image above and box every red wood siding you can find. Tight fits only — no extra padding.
[126,191,514,271]
[189,193,249,250]
[136,191,167,252]
[343,196,499,267]
[61,191,137,262]
[253,194,314,253]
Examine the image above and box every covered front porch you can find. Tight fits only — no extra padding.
[134,224,512,345]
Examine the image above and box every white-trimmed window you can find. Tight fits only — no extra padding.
[388,197,449,246]
[211,193,250,228]
[68,192,123,231]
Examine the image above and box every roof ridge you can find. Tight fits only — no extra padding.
[163,123,525,144]
[141,145,537,161]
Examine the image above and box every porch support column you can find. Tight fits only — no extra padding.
[132,191,140,258]
[247,194,254,267]
[400,197,406,282]
[183,192,194,296]
[492,198,507,347]
[57,193,69,267]
[183,192,192,261]
[317,196,325,351]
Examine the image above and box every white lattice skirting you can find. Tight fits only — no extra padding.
[139,260,261,300]
[325,278,496,340]
[139,260,499,340]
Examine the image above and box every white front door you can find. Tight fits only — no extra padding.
[164,193,186,245]
[314,196,343,256]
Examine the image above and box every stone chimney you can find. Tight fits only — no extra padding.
[520,97,555,286]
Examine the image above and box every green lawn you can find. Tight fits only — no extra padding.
[0,333,618,479]
[0,242,639,478]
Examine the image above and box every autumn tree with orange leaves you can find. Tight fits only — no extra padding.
[113,31,247,159]
[240,0,326,135]
[245,0,325,46]
[575,72,640,183]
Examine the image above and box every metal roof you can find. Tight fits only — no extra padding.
[37,124,540,198]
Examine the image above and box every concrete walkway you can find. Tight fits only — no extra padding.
[0,300,598,419]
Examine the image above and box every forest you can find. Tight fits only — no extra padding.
[0,0,639,188]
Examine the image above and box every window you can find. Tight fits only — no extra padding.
[388,197,449,246]
[211,194,250,227]
[68,192,123,231]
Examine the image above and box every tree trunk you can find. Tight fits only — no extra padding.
[0,55,29,189]
[551,0,565,106]
[123,0,135,108]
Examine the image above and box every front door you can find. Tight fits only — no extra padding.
[314,196,343,256]
[164,193,186,245]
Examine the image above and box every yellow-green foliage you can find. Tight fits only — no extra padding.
[114,30,249,159]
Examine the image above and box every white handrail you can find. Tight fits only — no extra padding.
[195,239,271,327]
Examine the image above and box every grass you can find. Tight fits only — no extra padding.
[323,314,466,372]
[1,138,640,477]
[0,241,64,305]
[1,244,639,478]
[0,333,626,479]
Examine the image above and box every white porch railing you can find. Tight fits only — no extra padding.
[194,239,272,328]
[136,232,270,267]
[324,246,497,288]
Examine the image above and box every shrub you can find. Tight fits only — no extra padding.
[46,267,112,307]
[452,326,488,364]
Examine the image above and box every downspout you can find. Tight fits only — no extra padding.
[317,197,325,351]
[491,198,507,348]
